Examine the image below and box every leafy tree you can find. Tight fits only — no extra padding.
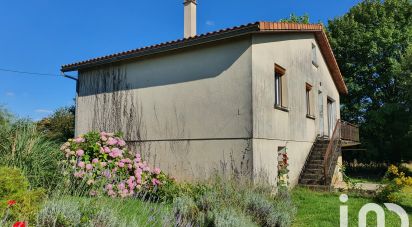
[36,105,75,143]
[279,13,310,24]
[327,0,412,162]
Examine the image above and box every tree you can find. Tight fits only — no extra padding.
[279,13,310,24]
[37,106,75,143]
[327,0,412,162]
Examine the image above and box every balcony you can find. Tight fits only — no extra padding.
[340,121,360,147]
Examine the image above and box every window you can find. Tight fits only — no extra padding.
[312,43,318,67]
[306,83,315,119]
[274,64,287,111]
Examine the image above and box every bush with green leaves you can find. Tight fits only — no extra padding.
[0,167,45,224]
[60,131,175,199]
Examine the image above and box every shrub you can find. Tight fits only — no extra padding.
[36,199,82,226]
[60,131,174,199]
[36,197,129,227]
[170,177,296,227]
[0,167,45,224]
[377,165,412,202]
[214,208,257,227]
[0,119,63,191]
[37,106,75,143]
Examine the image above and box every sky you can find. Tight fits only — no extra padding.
[0,0,361,120]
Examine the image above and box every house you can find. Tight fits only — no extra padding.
[61,0,359,188]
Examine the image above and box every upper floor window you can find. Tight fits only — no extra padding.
[306,83,315,119]
[312,43,319,67]
[274,64,287,110]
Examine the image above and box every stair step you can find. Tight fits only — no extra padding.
[299,178,323,185]
[307,163,323,169]
[304,168,323,174]
[299,184,332,192]
[301,173,323,180]
[307,160,323,165]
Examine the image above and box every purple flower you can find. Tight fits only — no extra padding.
[76,149,84,157]
[92,158,99,164]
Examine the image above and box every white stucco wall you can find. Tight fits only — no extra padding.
[75,38,254,181]
[251,33,341,187]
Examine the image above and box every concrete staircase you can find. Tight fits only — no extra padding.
[298,138,331,190]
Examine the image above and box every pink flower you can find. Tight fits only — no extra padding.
[101,136,108,141]
[86,164,93,171]
[153,167,161,175]
[118,139,126,147]
[105,184,113,190]
[92,158,99,164]
[103,147,111,154]
[118,162,125,168]
[135,153,141,162]
[74,171,85,178]
[100,162,107,167]
[152,178,161,186]
[89,190,97,196]
[107,137,117,146]
[74,137,85,143]
[118,182,126,190]
[76,149,84,157]
[128,164,133,169]
[78,161,85,168]
[108,190,116,197]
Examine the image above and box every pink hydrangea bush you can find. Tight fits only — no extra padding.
[60,132,172,198]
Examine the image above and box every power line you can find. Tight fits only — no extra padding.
[0,67,77,80]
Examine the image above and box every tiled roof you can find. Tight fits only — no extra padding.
[61,22,347,94]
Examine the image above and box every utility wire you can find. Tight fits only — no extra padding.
[0,67,77,80]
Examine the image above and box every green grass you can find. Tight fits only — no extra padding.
[292,187,412,227]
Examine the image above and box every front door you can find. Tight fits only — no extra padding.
[327,98,335,137]
[318,91,324,136]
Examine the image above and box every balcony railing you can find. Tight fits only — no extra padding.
[341,121,360,142]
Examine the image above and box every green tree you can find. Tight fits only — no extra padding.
[327,0,412,162]
[36,105,75,142]
[279,13,310,24]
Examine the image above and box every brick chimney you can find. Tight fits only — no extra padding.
[184,0,197,38]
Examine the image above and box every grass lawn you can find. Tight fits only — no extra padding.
[292,187,412,227]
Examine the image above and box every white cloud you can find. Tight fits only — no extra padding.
[35,109,53,114]
[206,20,215,26]
[5,92,14,97]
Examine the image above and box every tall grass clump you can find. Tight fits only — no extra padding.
[0,110,63,191]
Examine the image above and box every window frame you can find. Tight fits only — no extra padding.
[274,64,288,112]
[306,83,315,119]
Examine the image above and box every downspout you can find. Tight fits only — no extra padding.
[61,71,79,136]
